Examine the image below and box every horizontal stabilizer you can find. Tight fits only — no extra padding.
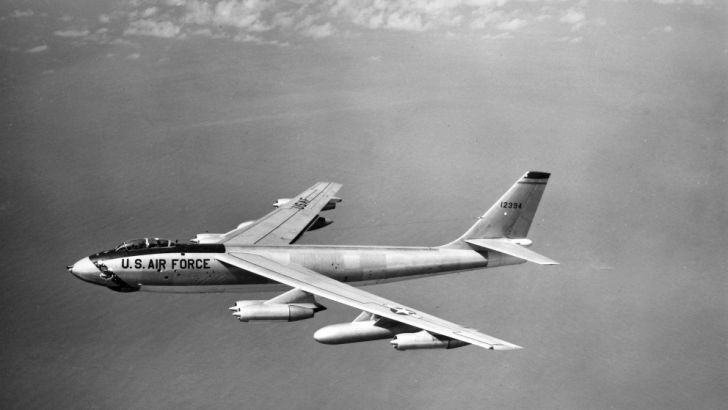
[466,239,558,265]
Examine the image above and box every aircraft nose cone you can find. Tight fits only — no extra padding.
[69,257,99,280]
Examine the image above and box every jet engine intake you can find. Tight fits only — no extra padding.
[390,330,469,350]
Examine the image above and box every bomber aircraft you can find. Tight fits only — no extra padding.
[68,171,557,351]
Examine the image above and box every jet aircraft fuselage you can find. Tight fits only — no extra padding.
[70,243,523,293]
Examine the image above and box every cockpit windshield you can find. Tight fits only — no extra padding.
[114,238,174,251]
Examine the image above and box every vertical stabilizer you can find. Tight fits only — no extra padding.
[442,171,550,248]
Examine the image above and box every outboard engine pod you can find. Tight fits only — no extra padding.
[390,330,468,350]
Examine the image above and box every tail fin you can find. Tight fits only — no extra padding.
[442,171,551,248]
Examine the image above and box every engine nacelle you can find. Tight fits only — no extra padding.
[509,238,533,247]
[321,197,342,211]
[272,198,291,208]
[390,330,469,351]
[306,217,332,232]
[314,320,414,345]
[236,220,255,230]
[230,303,316,322]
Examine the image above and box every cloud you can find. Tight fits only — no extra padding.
[26,45,48,53]
[109,38,138,46]
[386,12,427,31]
[663,25,673,32]
[11,9,34,18]
[125,52,141,59]
[40,0,615,47]
[556,36,583,44]
[483,32,513,40]
[300,22,336,38]
[233,33,289,47]
[651,0,711,4]
[124,19,182,38]
[560,8,586,31]
[142,7,158,18]
[54,29,90,38]
[469,9,505,30]
[333,0,466,32]
[183,0,271,30]
[496,18,527,31]
[560,9,585,25]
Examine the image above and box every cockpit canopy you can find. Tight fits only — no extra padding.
[114,238,174,251]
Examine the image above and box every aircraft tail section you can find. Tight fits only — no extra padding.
[441,171,555,264]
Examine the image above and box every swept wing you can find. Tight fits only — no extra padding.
[221,182,341,246]
[217,252,522,351]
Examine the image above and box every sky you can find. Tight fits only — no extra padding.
[0,0,726,409]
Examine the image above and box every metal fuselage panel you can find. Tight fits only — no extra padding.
[90,245,524,293]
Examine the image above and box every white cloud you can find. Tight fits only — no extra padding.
[333,0,465,32]
[54,29,90,38]
[651,0,711,4]
[272,11,296,29]
[126,52,141,60]
[466,0,509,6]
[142,7,158,18]
[483,32,513,40]
[184,0,271,30]
[11,9,34,18]
[664,25,673,32]
[560,9,585,25]
[386,11,427,31]
[300,22,336,38]
[470,9,505,30]
[124,19,181,38]
[79,0,615,46]
[26,45,48,53]
[233,33,289,47]
[560,8,586,31]
[496,18,527,31]
[109,38,139,47]
[190,27,214,37]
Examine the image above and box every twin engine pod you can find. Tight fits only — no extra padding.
[229,300,322,322]
[390,330,468,350]
[314,320,469,350]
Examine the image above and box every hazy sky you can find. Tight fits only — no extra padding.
[1,1,726,409]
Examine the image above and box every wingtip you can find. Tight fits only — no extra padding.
[492,343,523,351]
[524,171,550,180]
